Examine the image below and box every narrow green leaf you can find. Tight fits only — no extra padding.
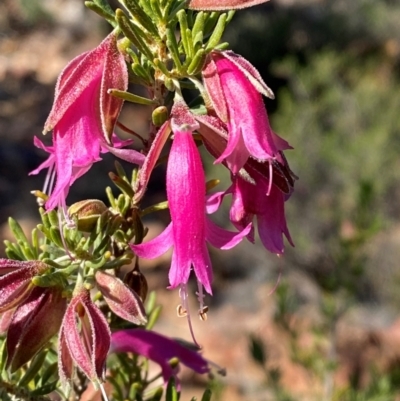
[109,89,157,105]
[85,1,116,26]
[205,13,228,51]
[146,305,162,330]
[18,350,48,387]
[201,388,212,401]
[8,218,29,244]
[166,377,179,401]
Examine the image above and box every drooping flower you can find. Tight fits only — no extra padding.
[58,289,111,386]
[196,115,295,254]
[202,50,291,173]
[6,286,66,372]
[110,329,212,386]
[131,102,251,332]
[0,259,67,371]
[30,31,144,217]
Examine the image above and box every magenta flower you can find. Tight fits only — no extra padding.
[58,289,111,386]
[230,175,293,254]
[110,329,211,386]
[131,102,250,332]
[202,51,291,173]
[195,115,295,254]
[30,32,144,216]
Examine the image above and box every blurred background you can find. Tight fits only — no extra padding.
[1,0,400,400]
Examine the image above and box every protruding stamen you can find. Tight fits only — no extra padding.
[57,208,74,260]
[266,158,273,196]
[99,381,109,401]
[176,304,187,317]
[43,162,56,197]
[178,284,201,348]
[267,254,283,296]
[199,306,209,321]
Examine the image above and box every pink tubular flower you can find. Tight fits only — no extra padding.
[30,31,144,216]
[202,50,291,173]
[131,102,251,336]
[196,115,295,254]
[230,176,294,254]
[58,289,111,386]
[110,329,211,386]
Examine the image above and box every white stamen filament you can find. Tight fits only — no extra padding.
[178,284,201,348]
[99,381,109,401]
[266,159,273,196]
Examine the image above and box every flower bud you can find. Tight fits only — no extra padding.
[95,270,147,325]
[0,259,48,313]
[6,286,67,372]
[68,199,108,232]
[124,267,148,302]
[152,106,169,127]
[59,289,110,384]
